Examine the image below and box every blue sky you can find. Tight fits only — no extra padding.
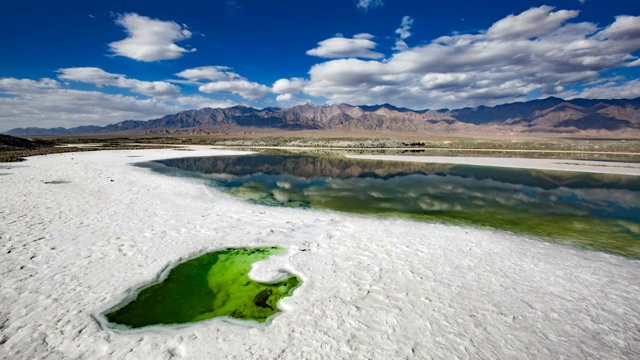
[1,0,639,130]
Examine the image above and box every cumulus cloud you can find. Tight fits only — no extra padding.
[274,93,310,106]
[356,0,384,11]
[0,78,59,91]
[596,15,640,43]
[174,66,243,82]
[272,78,306,94]
[109,13,196,62]
[300,6,640,109]
[487,6,579,40]
[306,34,384,59]
[58,67,180,97]
[198,80,270,100]
[0,77,242,131]
[276,93,294,102]
[571,79,640,99]
[0,78,180,130]
[176,66,270,100]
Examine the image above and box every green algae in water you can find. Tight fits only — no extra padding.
[104,247,300,329]
[144,155,640,259]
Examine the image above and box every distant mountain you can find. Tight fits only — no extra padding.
[4,125,103,136]
[4,97,640,136]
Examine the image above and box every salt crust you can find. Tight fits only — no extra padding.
[347,155,640,176]
[1,146,639,359]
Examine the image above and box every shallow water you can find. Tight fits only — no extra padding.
[143,155,640,258]
[105,247,300,329]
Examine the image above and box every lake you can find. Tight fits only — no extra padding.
[141,154,640,258]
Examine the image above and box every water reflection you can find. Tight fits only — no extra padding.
[143,155,640,258]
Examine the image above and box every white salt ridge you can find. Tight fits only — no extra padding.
[347,155,640,176]
[0,147,639,359]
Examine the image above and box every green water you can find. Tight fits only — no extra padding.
[105,247,300,329]
[143,155,640,258]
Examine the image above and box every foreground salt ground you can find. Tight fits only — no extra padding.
[0,147,639,359]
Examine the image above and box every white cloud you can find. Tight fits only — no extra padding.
[272,78,306,94]
[394,16,414,51]
[487,6,580,40]
[274,93,310,106]
[571,79,640,99]
[0,77,241,131]
[395,16,413,40]
[300,6,640,109]
[596,15,640,42]
[171,95,240,109]
[0,79,180,131]
[627,59,640,67]
[579,0,585,4]
[356,0,384,11]
[176,66,270,100]
[353,33,374,40]
[0,78,60,91]
[58,67,180,97]
[109,13,196,62]
[306,34,384,59]
[198,80,270,100]
[174,66,243,82]
[276,93,293,102]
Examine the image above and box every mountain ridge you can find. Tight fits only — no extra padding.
[5,97,640,136]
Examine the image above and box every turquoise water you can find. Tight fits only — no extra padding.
[141,155,640,258]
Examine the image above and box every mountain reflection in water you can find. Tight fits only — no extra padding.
[143,155,640,258]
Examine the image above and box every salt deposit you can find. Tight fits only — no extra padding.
[1,146,638,359]
[347,155,640,176]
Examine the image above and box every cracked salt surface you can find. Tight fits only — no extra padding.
[1,147,639,359]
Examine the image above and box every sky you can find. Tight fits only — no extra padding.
[1,0,639,130]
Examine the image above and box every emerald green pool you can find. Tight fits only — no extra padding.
[142,155,640,258]
[104,247,300,329]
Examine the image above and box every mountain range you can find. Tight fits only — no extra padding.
[5,97,640,136]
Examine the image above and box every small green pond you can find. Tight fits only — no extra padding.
[104,247,300,329]
[141,154,640,258]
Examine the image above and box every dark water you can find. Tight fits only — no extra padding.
[141,155,640,258]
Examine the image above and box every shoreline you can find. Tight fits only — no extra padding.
[4,145,640,176]
[346,154,640,176]
[219,145,640,156]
